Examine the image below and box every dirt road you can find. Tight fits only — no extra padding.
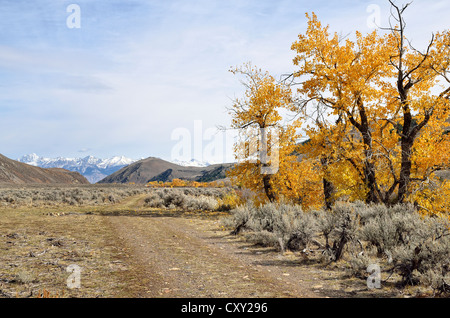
[107,215,317,298]
[100,194,399,298]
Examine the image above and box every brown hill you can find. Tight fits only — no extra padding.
[97,157,233,184]
[0,154,89,184]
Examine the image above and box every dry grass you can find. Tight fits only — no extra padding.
[0,185,157,298]
[0,185,232,298]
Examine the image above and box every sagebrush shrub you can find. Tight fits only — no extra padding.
[358,203,420,257]
[348,253,372,279]
[315,202,360,261]
[222,203,253,235]
[143,188,222,211]
[226,203,316,251]
[162,190,187,208]
[0,185,151,207]
[390,216,450,289]
[185,195,218,211]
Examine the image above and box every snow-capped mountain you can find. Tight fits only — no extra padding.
[170,159,214,167]
[18,154,138,184]
[97,156,136,169]
[18,153,41,166]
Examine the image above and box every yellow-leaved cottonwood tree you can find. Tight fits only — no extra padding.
[227,2,449,217]
[289,3,449,216]
[226,63,323,207]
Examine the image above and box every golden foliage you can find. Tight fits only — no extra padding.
[146,179,229,189]
[225,10,449,218]
[226,64,323,209]
[288,11,450,216]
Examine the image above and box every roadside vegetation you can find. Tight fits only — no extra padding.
[222,202,450,296]
[0,184,151,208]
[222,1,449,297]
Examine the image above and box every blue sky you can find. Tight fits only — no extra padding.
[0,0,449,162]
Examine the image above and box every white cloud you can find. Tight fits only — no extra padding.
[0,0,449,161]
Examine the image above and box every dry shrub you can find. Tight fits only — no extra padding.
[0,185,151,208]
[225,203,316,252]
[225,200,450,294]
[143,187,229,211]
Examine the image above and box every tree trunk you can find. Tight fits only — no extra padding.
[398,136,413,203]
[397,98,414,204]
[321,157,335,210]
[350,97,380,204]
[364,160,379,204]
[323,178,335,210]
[262,174,276,202]
[360,128,379,204]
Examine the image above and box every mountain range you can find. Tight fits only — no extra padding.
[17,154,227,184]
[98,157,233,184]
[18,154,138,184]
[0,154,89,185]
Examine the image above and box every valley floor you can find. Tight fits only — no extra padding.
[0,194,426,298]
